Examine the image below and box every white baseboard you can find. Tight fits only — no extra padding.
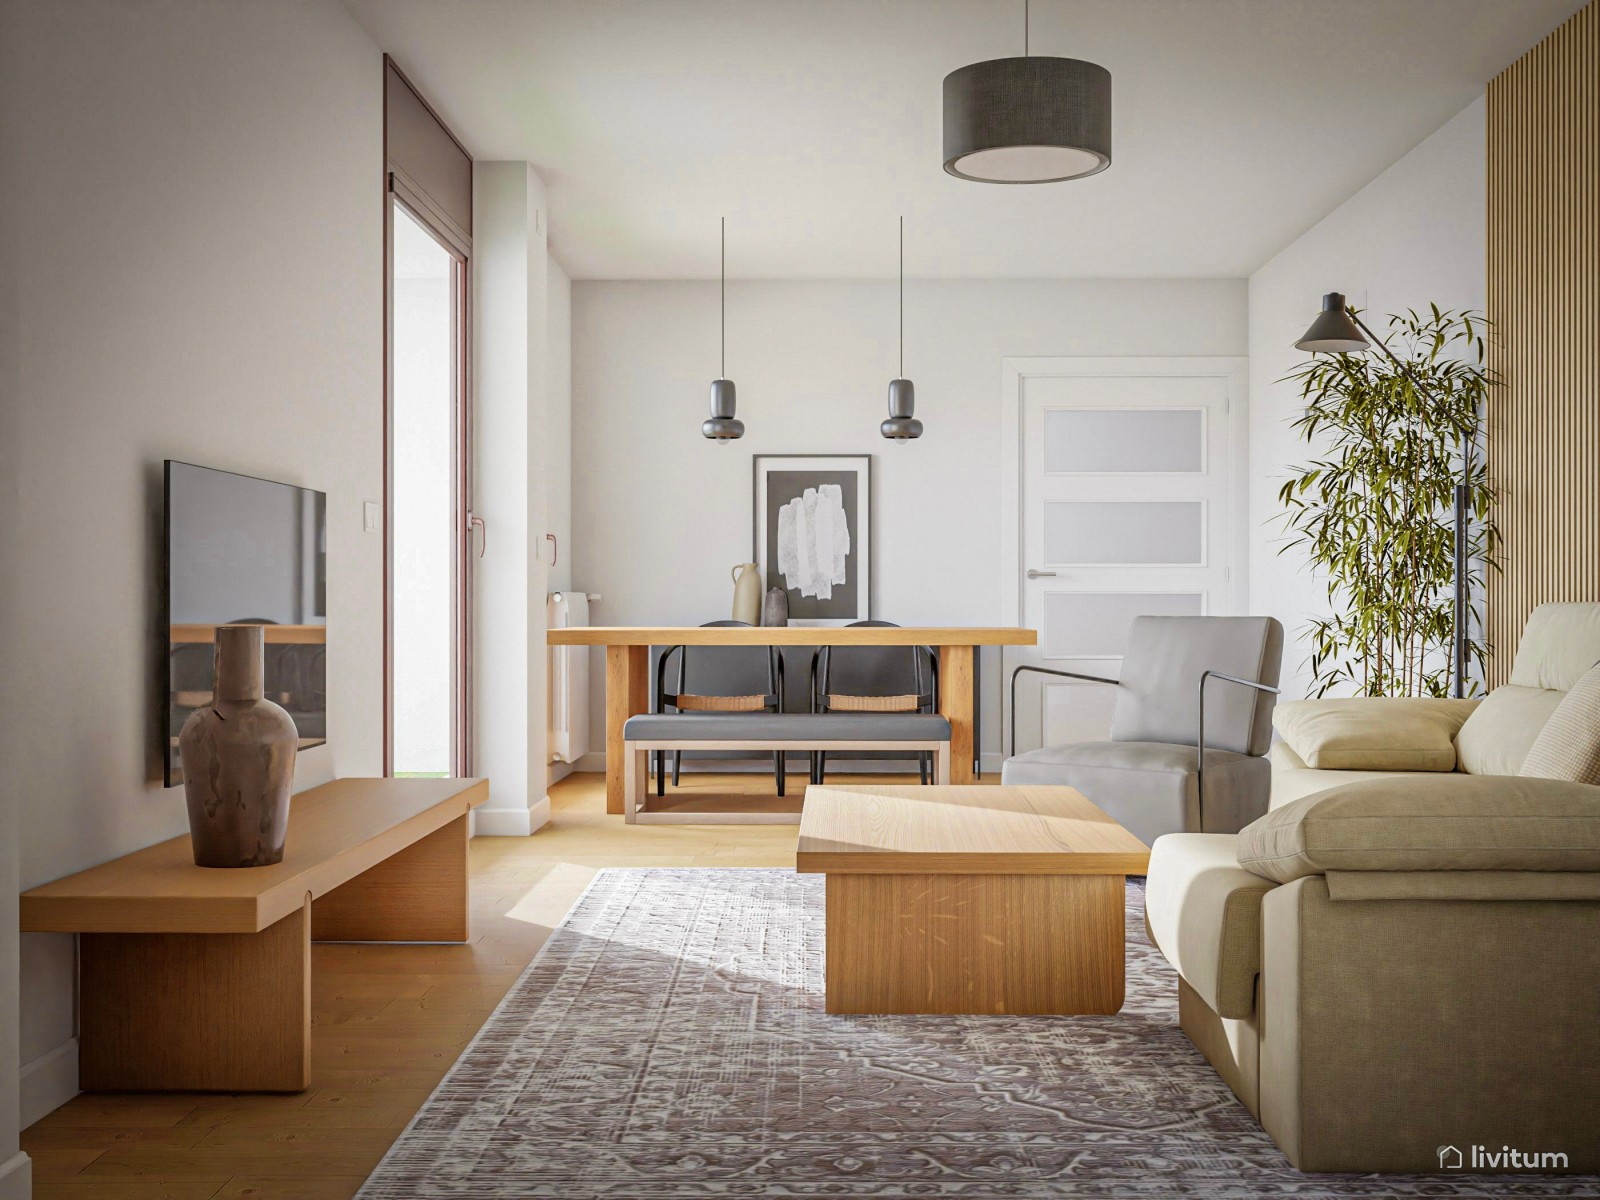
[20,1037,78,1130]
[0,1150,32,1200]
[474,794,552,837]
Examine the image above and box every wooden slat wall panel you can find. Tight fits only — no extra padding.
[1486,1,1600,685]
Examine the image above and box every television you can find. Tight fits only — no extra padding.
[163,461,328,787]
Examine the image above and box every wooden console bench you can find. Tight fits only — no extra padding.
[19,776,488,1093]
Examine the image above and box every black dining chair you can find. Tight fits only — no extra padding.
[809,620,938,784]
[654,620,786,796]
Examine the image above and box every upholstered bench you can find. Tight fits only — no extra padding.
[621,712,952,823]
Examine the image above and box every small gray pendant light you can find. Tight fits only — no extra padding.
[702,217,744,440]
[943,0,1112,184]
[881,217,923,441]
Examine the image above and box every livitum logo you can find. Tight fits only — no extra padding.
[1438,1144,1570,1170]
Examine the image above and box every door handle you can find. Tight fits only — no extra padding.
[1026,569,1057,579]
[469,514,487,559]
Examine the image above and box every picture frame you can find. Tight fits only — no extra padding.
[752,454,871,626]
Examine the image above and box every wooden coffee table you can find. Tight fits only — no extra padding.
[795,784,1150,1015]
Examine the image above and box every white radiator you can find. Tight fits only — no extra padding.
[547,591,591,764]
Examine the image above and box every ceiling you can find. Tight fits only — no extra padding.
[344,0,1582,280]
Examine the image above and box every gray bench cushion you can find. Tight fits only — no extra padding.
[623,712,951,742]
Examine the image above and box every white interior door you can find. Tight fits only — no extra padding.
[1003,358,1247,756]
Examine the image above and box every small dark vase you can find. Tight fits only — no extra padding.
[762,587,790,628]
[178,624,298,867]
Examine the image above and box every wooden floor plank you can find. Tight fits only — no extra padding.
[21,771,952,1193]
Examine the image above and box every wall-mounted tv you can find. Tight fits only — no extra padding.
[164,461,328,787]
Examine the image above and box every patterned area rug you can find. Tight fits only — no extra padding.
[359,869,1592,1198]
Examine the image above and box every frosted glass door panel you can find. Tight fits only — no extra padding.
[1045,408,1204,474]
[1044,501,1204,565]
[1043,591,1204,659]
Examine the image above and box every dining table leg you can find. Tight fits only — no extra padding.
[938,644,976,785]
[606,644,650,815]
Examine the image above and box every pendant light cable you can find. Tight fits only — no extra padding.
[1024,0,1029,56]
[899,216,904,378]
[720,216,726,378]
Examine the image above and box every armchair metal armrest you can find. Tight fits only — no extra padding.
[1197,670,1280,828]
[1009,664,1120,757]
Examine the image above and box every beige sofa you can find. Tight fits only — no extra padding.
[1144,603,1600,1173]
[1272,602,1600,806]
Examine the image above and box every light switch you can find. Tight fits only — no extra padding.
[363,501,380,533]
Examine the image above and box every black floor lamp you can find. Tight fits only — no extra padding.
[1294,292,1474,699]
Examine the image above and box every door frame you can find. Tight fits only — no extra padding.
[998,356,1249,750]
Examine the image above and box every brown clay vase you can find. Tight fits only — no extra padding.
[178,624,298,867]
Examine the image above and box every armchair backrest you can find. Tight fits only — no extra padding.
[1110,616,1284,755]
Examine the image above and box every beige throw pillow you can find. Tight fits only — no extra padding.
[1271,697,1478,772]
[1520,663,1600,785]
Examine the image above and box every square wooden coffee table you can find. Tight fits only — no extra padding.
[795,784,1150,1015]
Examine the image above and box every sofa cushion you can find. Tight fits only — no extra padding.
[1454,685,1565,776]
[1508,602,1600,692]
[1268,742,1422,809]
[1520,663,1600,785]
[1146,834,1273,1019]
[1000,741,1270,844]
[1272,697,1477,772]
[1236,774,1600,883]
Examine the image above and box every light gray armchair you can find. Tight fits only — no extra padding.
[1002,616,1284,846]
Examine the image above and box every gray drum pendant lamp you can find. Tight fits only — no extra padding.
[703,217,744,440]
[943,0,1112,184]
[1294,291,1474,699]
[882,217,923,441]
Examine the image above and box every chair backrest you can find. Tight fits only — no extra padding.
[668,620,775,708]
[1109,616,1283,756]
[819,621,933,711]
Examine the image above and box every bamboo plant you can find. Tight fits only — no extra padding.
[1278,305,1499,698]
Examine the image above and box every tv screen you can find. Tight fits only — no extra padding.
[164,461,327,787]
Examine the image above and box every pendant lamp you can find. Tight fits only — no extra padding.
[943,0,1112,184]
[702,217,744,439]
[881,217,922,440]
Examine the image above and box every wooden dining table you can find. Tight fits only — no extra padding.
[545,626,1038,815]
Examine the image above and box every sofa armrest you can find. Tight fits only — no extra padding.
[1272,697,1479,772]
[1146,834,1275,1020]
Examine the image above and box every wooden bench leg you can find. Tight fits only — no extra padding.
[79,897,311,1092]
[623,742,645,823]
[311,814,470,942]
[935,742,952,784]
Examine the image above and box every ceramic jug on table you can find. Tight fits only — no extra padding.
[731,562,762,625]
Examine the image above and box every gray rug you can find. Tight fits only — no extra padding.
[358,868,1592,1198]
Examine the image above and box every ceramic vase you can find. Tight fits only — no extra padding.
[762,586,789,627]
[178,624,298,868]
[731,562,762,625]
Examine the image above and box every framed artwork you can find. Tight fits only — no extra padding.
[752,454,871,626]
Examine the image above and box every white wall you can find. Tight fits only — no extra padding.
[0,0,385,1137]
[473,163,562,833]
[572,278,1248,766]
[1248,98,1487,698]
[545,261,577,785]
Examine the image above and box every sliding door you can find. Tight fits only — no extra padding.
[384,57,474,777]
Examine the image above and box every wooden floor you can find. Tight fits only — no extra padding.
[20,769,914,1199]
